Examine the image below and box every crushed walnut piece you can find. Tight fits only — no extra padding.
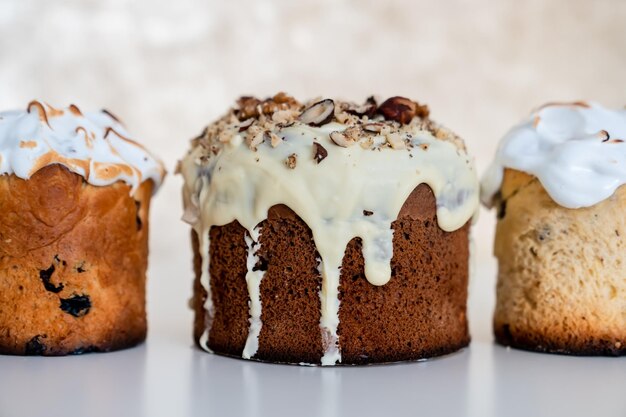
[236,92,301,121]
[285,153,297,169]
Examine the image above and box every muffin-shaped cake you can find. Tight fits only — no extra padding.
[482,102,626,356]
[180,93,479,365]
[0,101,165,355]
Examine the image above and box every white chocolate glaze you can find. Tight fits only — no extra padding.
[242,226,264,359]
[481,102,626,208]
[0,101,165,193]
[195,178,214,354]
[180,95,479,365]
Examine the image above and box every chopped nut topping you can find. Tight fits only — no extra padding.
[246,126,265,150]
[312,142,328,163]
[261,92,300,115]
[218,130,235,143]
[238,118,254,132]
[347,96,377,118]
[190,93,465,159]
[360,136,375,149]
[386,132,406,149]
[236,96,262,120]
[285,153,297,169]
[237,93,301,121]
[299,99,335,126]
[266,131,282,147]
[599,130,610,142]
[271,92,294,105]
[272,109,298,124]
[329,131,355,147]
[378,96,429,124]
[363,122,384,133]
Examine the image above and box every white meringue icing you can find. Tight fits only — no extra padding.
[481,102,626,208]
[0,101,165,193]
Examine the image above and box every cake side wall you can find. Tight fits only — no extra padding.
[493,169,626,356]
[254,205,324,364]
[196,183,471,364]
[0,164,151,355]
[205,223,250,355]
[338,184,470,363]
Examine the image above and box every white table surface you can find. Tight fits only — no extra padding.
[1,258,625,417]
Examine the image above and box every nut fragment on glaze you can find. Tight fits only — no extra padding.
[329,131,355,148]
[298,99,335,126]
[312,142,328,163]
[377,96,430,124]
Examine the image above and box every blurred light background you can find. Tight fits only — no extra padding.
[1,0,624,340]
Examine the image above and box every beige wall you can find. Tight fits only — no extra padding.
[1,0,624,313]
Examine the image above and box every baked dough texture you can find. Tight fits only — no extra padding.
[0,164,153,355]
[493,169,626,355]
[192,184,471,364]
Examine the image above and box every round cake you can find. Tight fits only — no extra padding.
[0,101,165,355]
[482,101,626,356]
[180,93,479,365]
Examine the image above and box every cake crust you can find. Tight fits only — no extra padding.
[493,169,626,356]
[192,183,470,364]
[0,164,152,355]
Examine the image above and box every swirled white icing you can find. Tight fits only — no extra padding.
[181,95,479,365]
[481,102,626,208]
[0,101,165,193]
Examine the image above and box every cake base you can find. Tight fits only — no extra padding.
[192,184,471,365]
[494,323,626,356]
[493,169,626,357]
[0,165,152,356]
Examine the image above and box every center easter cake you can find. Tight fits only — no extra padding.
[179,93,479,365]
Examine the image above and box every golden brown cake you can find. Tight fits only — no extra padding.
[180,93,479,365]
[0,101,165,355]
[482,102,626,356]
